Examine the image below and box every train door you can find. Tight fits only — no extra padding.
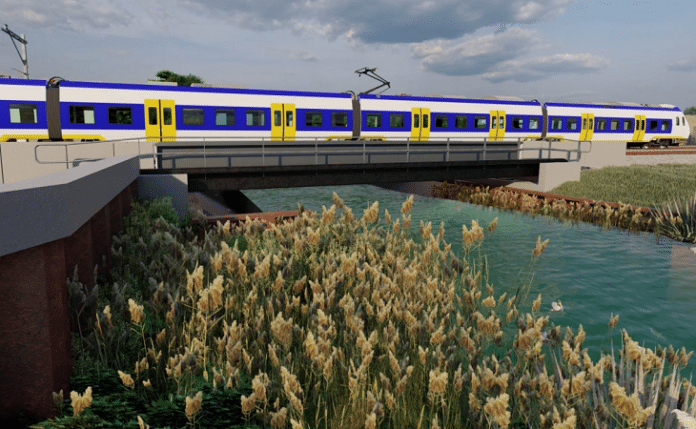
[410,108,430,141]
[632,115,646,142]
[580,113,594,141]
[271,103,296,141]
[145,99,176,142]
[488,111,506,141]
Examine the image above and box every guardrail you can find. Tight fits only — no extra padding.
[32,136,591,169]
[33,138,156,168]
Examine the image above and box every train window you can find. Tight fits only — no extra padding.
[550,118,562,130]
[423,114,429,128]
[183,108,205,125]
[69,105,95,124]
[413,114,420,128]
[163,108,172,125]
[529,117,539,130]
[332,112,348,127]
[286,111,293,126]
[108,107,132,125]
[649,120,658,131]
[676,117,680,126]
[434,114,448,128]
[454,115,467,129]
[366,113,382,128]
[148,107,157,125]
[305,112,322,127]
[389,113,405,128]
[661,120,669,131]
[567,118,578,131]
[512,117,524,129]
[623,120,632,131]
[216,109,235,126]
[273,110,281,127]
[474,116,487,129]
[596,119,606,131]
[8,103,37,123]
[246,110,265,126]
[610,120,619,131]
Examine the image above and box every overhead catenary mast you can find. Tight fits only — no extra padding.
[2,24,29,79]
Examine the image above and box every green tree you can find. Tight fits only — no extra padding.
[683,106,696,115]
[155,70,204,86]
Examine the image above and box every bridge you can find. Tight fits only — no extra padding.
[27,136,585,212]
[146,138,579,190]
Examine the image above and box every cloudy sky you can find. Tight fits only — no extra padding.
[2,0,695,109]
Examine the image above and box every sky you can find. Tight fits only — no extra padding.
[1,0,696,109]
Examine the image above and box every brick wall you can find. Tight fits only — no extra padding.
[0,155,138,424]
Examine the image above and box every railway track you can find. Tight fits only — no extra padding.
[627,145,696,155]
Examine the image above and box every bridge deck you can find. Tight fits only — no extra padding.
[143,139,570,190]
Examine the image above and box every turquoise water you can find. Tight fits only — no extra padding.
[243,184,696,370]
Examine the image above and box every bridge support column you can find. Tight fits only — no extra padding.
[509,161,581,192]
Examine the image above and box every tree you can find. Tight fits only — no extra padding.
[155,70,204,86]
[684,106,696,115]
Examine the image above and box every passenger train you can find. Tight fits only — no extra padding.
[0,76,689,147]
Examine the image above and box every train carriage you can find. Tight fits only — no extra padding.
[54,80,355,142]
[358,94,544,142]
[543,102,689,146]
[0,79,49,142]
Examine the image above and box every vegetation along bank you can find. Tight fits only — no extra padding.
[30,196,696,428]
[432,163,696,244]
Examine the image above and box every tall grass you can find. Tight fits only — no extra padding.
[39,196,696,428]
[550,165,696,209]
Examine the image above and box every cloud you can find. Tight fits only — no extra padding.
[667,57,696,72]
[0,0,135,30]
[289,49,320,62]
[177,0,574,44]
[412,27,540,76]
[482,53,610,83]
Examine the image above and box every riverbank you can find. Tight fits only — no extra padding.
[31,195,696,429]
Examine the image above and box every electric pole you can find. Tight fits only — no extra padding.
[2,24,29,79]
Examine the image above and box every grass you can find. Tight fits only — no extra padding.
[549,164,696,208]
[32,196,696,429]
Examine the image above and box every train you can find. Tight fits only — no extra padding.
[0,76,690,147]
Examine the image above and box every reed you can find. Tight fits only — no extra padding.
[39,196,695,428]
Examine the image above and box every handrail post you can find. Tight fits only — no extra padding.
[65,144,69,169]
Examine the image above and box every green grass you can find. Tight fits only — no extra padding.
[550,164,696,208]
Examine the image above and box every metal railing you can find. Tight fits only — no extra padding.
[31,136,591,169]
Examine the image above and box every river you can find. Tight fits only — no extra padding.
[243,183,696,371]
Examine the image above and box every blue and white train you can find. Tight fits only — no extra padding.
[0,76,689,146]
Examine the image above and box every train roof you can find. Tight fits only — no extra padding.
[544,101,681,112]
[360,93,541,106]
[58,79,353,99]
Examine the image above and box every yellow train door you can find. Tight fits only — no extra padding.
[488,110,506,141]
[410,108,430,141]
[580,113,594,141]
[632,115,646,142]
[145,99,176,142]
[271,103,296,141]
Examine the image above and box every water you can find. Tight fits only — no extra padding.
[243,184,696,370]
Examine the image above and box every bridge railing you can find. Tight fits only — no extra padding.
[32,136,590,169]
